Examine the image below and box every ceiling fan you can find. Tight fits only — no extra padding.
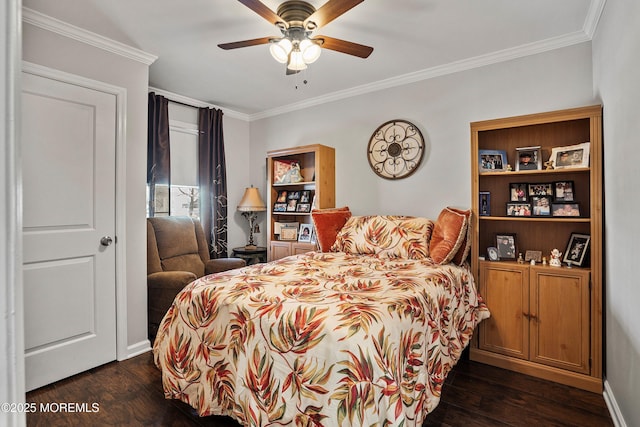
[218,0,373,74]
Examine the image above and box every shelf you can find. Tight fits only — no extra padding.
[272,181,316,187]
[479,216,590,223]
[479,167,589,177]
[271,212,311,216]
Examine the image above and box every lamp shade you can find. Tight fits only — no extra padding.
[270,38,292,64]
[300,39,321,64]
[237,186,266,212]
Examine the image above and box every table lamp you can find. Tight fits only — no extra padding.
[237,186,266,249]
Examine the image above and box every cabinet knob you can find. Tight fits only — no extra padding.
[523,312,530,319]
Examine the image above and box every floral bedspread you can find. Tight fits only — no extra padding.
[153,252,489,426]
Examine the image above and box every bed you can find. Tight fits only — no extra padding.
[153,211,490,426]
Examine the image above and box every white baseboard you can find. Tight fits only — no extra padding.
[604,379,627,427]
[122,339,152,360]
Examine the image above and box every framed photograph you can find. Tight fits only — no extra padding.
[527,183,553,197]
[479,191,491,216]
[479,149,508,172]
[515,146,542,171]
[563,233,590,267]
[300,190,311,203]
[506,202,532,217]
[551,202,581,217]
[496,233,517,260]
[275,190,288,203]
[531,195,552,216]
[286,199,297,212]
[509,183,528,202]
[549,142,590,169]
[279,226,298,241]
[310,227,317,245]
[287,191,300,200]
[273,202,288,212]
[525,250,542,262]
[298,224,313,242]
[296,203,311,213]
[273,159,304,184]
[553,181,575,202]
[487,246,499,261]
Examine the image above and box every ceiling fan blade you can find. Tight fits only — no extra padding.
[218,36,274,50]
[314,35,373,58]
[304,0,364,30]
[237,0,285,27]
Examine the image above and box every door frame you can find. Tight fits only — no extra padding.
[22,61,129,361]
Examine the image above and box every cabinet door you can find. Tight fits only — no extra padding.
[478,262,530,359]
[270,241,291,261]
[291,242,315,256]
[530,267,590,374]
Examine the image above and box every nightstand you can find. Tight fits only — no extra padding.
[232,246,267,265]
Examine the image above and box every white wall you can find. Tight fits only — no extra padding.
[592,1,640,426]
[22,23,151,351]
[250,42,595,224]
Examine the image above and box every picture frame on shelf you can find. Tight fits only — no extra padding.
[300,190,311,203]
[549,142,590,169]
[525,250,542,262]
[531,195,552,216]
[276,190,288,203]
[551,202,581,217]
[287,191,300,200]
[509,183,528,202]
[286,199,297,212]
[310,227,317,245]
[487,246,499,261]
[279,226,298,241]
[296,203,311,213]
[298,224,313,243]
[527,183,553,197]
[553,181,575,202]
[496,233,517,260]
[506,202,532,217]
[563,233,590,267]
[479,191,491,216]
[273,159,304,184]
[515,146,542,171]
[273,202,287,212]
[479,149,508,172]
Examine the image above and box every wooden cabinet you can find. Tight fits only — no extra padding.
[469,105,603,393]
[266,144,335,261]
[478,261,590,375]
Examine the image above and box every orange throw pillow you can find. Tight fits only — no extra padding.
[430,207,469,265]
[449,208,472,265]
[311,207,352,252]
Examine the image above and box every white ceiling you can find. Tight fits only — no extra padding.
[23,0,603,118]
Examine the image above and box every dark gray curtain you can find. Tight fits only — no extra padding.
[198,107,228,258]
[147,93,170,217]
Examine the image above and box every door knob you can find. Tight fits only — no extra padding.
[100,236,113,246]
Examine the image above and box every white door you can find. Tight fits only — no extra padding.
[21,70,117,391]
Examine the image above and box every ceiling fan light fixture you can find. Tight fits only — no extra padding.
[269,38,293,63]
[288,49,307,71]
[300,39,321,63]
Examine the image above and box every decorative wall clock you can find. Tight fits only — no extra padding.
[367,119,425,179]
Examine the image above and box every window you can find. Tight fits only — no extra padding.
[147,113,200,219]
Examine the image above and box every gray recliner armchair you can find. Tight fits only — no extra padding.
[147,216,246,339]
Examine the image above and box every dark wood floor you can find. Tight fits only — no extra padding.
[26,350,613,426]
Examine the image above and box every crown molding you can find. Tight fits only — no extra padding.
[148,86,250,121]
[250,30,592,121]
[22,7,157,66]
[584,0,607,38]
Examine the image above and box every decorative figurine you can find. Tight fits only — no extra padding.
[517,253,524,264]
[506,163,513,172]
[544,160,555,170]
[530,259,536,265]
[542,256,547,265]
[549,249,562,267]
